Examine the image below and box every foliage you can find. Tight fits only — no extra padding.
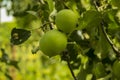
[1,0,120,80]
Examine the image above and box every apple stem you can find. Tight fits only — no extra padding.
[31,46,40,54]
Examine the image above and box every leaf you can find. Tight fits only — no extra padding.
[105,9,120,30]
[65,0,78,12]
[69,30,90,49]
[77,67,87,80]
[94,26,111,59]
[26,11,38,18]
[8,60,20,70]
[0,48,9,63]
[55,0,64,11]
[40,3,50,22]
[92,62,107,79]
[111,0,120,9]
[10,28,31,45]
[115,31,120,42]
[85,48,98,61]
[77,10,101,30]
[46,0,54,12]
[4,73,12,80]
[77,64,93,80]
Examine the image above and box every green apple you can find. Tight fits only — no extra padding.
[55,9,78,33]
[39,30,67,57]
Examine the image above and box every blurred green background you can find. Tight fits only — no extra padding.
[0,0,74,79]
[0,21,73,80]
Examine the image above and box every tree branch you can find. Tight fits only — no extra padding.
[67,58,77,80]
[30,21,54,31]
[62,51,77,80]
[100,22,120,57]
[93,0,120,58]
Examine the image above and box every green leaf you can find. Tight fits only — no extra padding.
[77,66,88,80]
[70,30,90,49]
[0,48,9,63]
[10,28,31,45]
[111,0,120,9]
[26,11,38,18]
[94,26,111,59]
[92,62,107,79]
[40,3,50,22]
[4,73,12,80]
[65,0,77,11]
[115,31,120,42]
[105,9,120,30]
[77,10,101,30]
[8,60,20,70]
[77,64,92,80]
[55,0,64,11]
[46,0,54,12]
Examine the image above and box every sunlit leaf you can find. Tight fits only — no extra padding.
[46,0,54,12]
[26,11,38,18]
[111,0,120,9]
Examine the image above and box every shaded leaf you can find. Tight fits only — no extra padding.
[94,26,111,59]
[77,64,93,80]
[4,73,12,80]
[70,30,90,49]
[77,10,101,30]
[111,0,120,9]
[85,48,98,61]
[10,28,31,45]
[8,60,20,70]
[92,62,107,79]
[0,48,9,63]
[55,0,65,11]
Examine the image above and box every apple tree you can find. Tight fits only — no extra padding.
[1,0,120,80]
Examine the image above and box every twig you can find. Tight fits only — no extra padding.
[67,59,77,80]
[63,51,77,80]
[100,22,120,57]
[93,0,100,11]
[31,46,40,54]
[38,0,45,4]
[30,21,54,31]
[93,0,120,58]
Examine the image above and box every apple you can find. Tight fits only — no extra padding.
[39,30,67,57]
[55,9,78,33]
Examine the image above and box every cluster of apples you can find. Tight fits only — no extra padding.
[38,8,120,80]
[39,9,78,57]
